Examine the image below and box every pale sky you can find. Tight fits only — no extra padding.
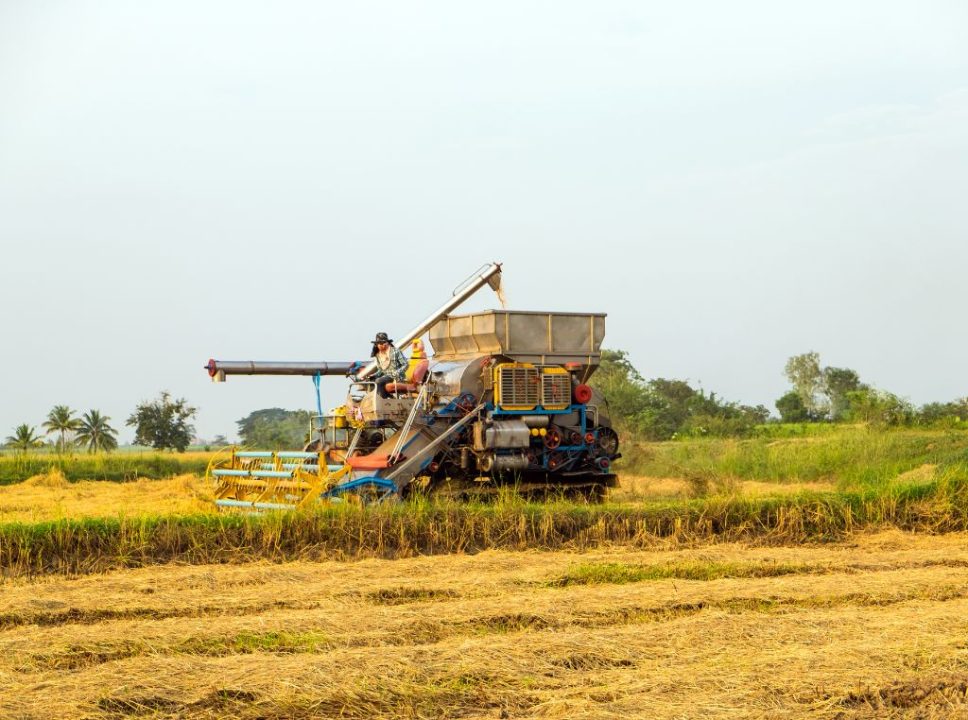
[2,1,966,442]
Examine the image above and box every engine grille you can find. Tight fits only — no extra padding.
[497,365,540,409]
[541,371,571,410]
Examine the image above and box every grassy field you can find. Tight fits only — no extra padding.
[2,427,968,717]
[620,425,968,490]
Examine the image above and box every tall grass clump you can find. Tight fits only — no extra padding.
[2,471,967,578]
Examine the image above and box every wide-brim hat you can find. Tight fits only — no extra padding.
[372,332,393,344]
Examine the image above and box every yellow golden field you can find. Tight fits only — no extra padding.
[1,530,967,718]
[0,471,843,523]
[0,472,214,522]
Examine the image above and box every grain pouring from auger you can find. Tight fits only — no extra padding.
[203,262,620,510]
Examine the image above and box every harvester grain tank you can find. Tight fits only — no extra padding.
[204,262,620,509]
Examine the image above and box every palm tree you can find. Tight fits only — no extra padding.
[5,424,44,453]
[42,405,81,452]
[75,410,119,453]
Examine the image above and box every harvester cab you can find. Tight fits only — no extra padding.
[204,262,620,511]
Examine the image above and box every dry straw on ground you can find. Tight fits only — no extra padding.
[2,467,968,717]
[2,530,968,718]
[1,472,212,523]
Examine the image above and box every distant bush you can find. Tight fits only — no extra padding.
[916,399,968,429]
[591,350,769,440]
[843,388,915,427]
[236,408,312,449]
[775,391,810,423]
[127,393,196,452]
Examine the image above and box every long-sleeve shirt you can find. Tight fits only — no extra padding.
[375,346,408,380]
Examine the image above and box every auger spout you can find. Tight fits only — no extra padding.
[205,360,353,382]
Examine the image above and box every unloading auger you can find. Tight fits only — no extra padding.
[204,261,620,510]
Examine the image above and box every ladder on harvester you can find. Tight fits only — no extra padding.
[321,402,486,504]
[382,403,485,487]
[208,449,351,511]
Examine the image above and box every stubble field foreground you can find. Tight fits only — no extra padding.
[2,530,968,719]
[2,429,968,718]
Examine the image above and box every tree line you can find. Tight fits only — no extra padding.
[590,350,967,440]
[4,392,199,453]
[6,351,966,452]
[3,400,310,454]
[589,350,771,440]
[777,351,967,427]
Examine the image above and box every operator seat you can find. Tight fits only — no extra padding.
[385,359,429,395]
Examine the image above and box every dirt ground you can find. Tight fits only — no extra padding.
[2,529,968,718]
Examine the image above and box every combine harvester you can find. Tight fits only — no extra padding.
[204,262,620,510]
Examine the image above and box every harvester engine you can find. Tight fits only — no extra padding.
[204,263,620,509]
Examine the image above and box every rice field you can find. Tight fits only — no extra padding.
[0,451,213,485]
[2,429,968,717]
[2,531,968,718]
[0,472,213,523]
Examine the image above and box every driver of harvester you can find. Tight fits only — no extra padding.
[371,332,408,399]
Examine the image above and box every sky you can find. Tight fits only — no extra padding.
[1,1,966,442]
